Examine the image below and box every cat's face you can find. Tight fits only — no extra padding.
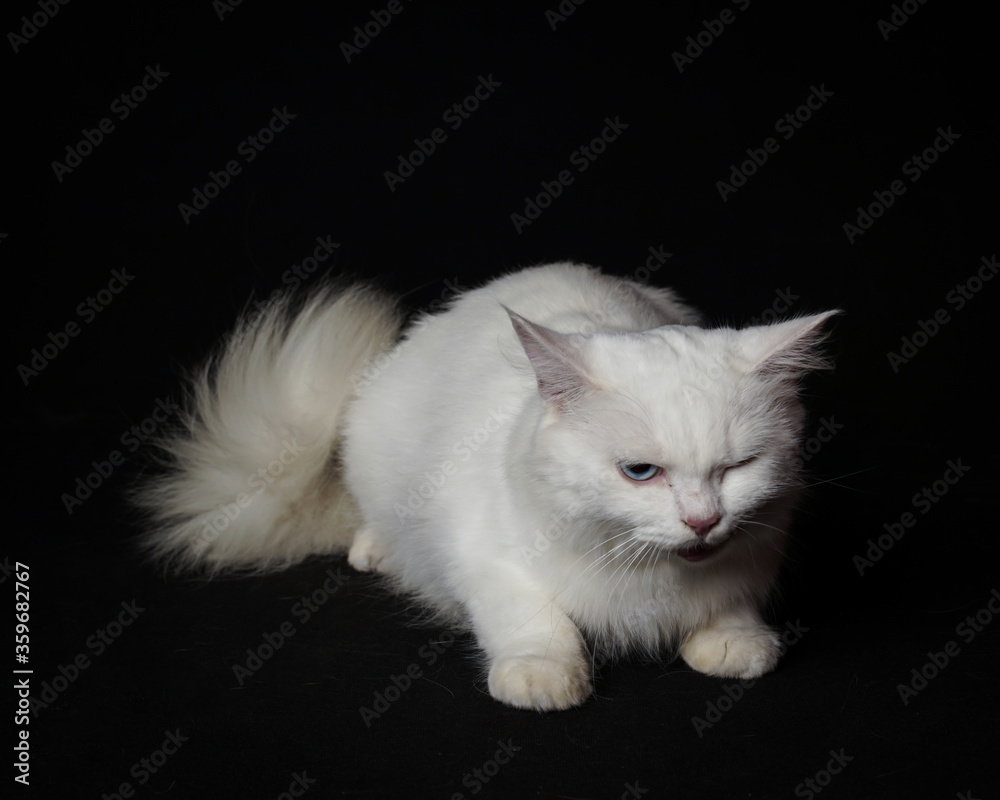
[509,310,836,564]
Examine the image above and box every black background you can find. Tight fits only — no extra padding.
[9,1,999,798]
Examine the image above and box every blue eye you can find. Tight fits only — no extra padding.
[619,462,661,482]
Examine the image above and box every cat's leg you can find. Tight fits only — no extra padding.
[464,566,592,711]
[347,524,388,573]
[680,606,783,680]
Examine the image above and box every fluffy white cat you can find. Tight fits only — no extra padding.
[139,262,837,710]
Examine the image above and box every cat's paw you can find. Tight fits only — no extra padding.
[488,654,592,711]
[347,527,387,573]
[680,622,782,680]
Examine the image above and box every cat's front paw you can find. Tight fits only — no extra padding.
[680,622,782,680]
[488,654,592,711]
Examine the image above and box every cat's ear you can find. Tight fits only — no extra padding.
[740,310,841,377]
[505,307,593,410]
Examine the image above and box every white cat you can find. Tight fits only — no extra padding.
[138,262,838,710]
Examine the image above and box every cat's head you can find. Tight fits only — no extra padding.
[508,307,839,565]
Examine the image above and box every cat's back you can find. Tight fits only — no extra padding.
[344,263,702,459]
[457,262,701,334]
[361,262,702,408]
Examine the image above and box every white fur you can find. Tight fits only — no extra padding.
[135,285,401,571]
[141,263,837,710]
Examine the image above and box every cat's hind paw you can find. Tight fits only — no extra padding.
[680,621,782,680]
[487,654,592,711]
[347,526,388,573]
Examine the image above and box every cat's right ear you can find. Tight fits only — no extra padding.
[504,307,594,411]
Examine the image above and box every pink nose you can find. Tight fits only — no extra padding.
[685,513,720,537]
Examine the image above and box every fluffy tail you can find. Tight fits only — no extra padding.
[134,284,402,572]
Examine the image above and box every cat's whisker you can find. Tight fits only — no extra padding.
[597,538,640,586]
[569,529,638,582]
[639,538,662,588]
[519,538,643,638]
[734,525,762,572]
[739,519,787,535]
[535,526,643,620]
[592,538,634,587]
[734,523,785,554]
[798,466,877,491]
[602,538,652,600]
[554,526,632,568]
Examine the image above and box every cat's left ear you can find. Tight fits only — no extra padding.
[505,307,594,411]
[739,310,842,377]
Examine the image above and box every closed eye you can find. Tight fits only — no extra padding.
[619,462,662,482]
[724,455,760,472]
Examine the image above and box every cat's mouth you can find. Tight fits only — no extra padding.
[676,532,734,562]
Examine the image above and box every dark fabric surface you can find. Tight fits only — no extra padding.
[11,2,998,798]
